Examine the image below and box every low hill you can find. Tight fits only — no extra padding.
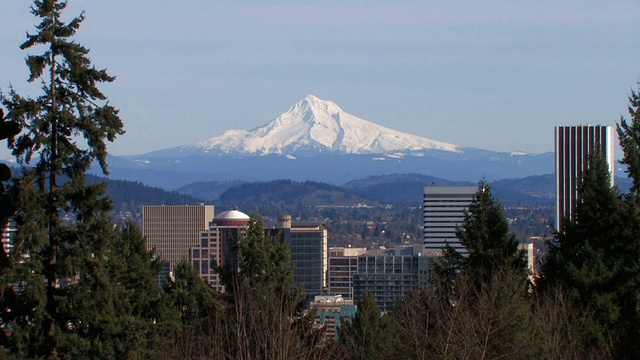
[342,173,556,206]
[176,180,246,201]
[88,175,206,217]
[343,173,472,204]
[215,180,378,214]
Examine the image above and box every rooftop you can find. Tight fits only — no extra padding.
[215,210,250,221]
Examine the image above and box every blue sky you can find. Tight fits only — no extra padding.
[1,0,639,156]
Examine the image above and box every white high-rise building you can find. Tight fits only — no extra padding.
[555,125,614,229]
[423,186,476,256]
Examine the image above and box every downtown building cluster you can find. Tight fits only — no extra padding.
[134,123,613,339]
[0,123,613,341]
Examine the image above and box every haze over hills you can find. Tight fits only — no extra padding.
[102,95,554,189]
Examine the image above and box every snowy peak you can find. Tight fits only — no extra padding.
[196,95,459,156]
[292,94,342,117]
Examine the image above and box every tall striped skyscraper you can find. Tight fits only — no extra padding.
[555,125,614,229]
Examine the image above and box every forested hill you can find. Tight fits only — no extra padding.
[88,175,206,216]
[215,179,378,215]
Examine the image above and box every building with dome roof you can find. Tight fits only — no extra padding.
[190,209,250,291]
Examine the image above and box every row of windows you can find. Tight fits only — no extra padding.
[290,232,325,239]
[328,267,357,271]
[290,248,324,254]
[329,282,353,288]
[192,260,215,274]
[291,254,325,261]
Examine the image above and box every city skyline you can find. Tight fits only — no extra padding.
[1,1,639,157]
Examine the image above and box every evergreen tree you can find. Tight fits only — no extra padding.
[0,1,125,357]
[540,153,640,356]
[431,244,464,299]
[0,109,21,350]
[105,222,175,357]
[218,215,294,296]
[163,260,219,328]
[210,216,323,359]
[337,292,391,360]
[616,85,640,357]
[456,179,526,281]
[618,85,640,194]
[425,180,531,359]
[239,216,292,288]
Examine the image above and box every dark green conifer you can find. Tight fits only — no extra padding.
[456,179,526,281]
[540,153,640,356]
[0,109,21,351]
[618,86,640,194]
[0,1,128,357]
[337,292,391,360]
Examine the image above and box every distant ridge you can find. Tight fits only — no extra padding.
[104,95,554,188]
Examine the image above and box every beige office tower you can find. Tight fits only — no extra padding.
[142,205,215,275]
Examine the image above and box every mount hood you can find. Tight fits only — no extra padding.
[172,95,459,156]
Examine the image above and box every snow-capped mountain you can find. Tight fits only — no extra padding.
[191,95,459,156]
[106,95,554,189]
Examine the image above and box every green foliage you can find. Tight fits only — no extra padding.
[105,222,173,356]
[618,86,640,194]
[432,245,464,299]
[218,216,294,296]
[93,175,205,215]
[433,268,533,359]
[0,109,20,224]
[50,222,171,359]
[457,180,525,278]
[540,153,640,356]
[337,292,391,360]
[218,179,377,213]
[0,109,21,351]
[163,260,219,327]
[159,261,225,359]
[0,2,177,358]
[165,216,328,359]
[438,179,527,293]
[382,267,596,360]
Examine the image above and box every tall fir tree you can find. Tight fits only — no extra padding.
[615,85,640,356]
[456,179,526,281]
[540,153,640,357]
[0,1,127,357]
[210,216,323,359]
[103,222,176,358]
